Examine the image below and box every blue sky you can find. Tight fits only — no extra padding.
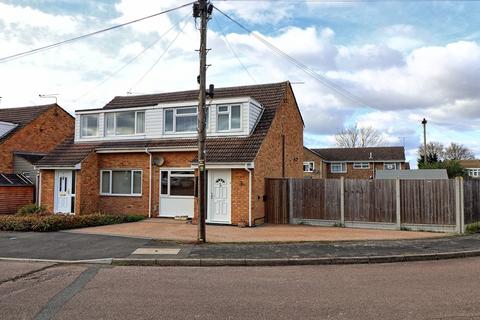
[0,0,480,166]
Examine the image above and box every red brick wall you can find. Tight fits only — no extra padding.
[325,162,405,179]
[75,153,99,214]
[231,169,250,225]
[303,148,325,179]
[252,84,304,224]
[0,106,74,172]
[40,170,55,212]
[0,186,34,214]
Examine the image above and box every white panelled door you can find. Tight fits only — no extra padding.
[55,170,72,213]
[208,170,231,224]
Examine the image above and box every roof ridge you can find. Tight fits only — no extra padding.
[0,103,57,111]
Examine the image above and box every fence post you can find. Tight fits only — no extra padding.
[460,177,465,233]
[455,177,461,233]
[396,178,401,230]
[288,178,294,224]
[340,177,345,226]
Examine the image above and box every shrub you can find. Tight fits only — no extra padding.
[16,204,49,216]
[0,214,145,232]
[466,222,480,234]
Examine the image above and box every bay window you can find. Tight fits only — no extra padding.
[217,105,241,131]
[105,111,145,136]
[80,114,99,137]
[100,170,142,196]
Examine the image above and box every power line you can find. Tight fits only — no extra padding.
[0,2,194,64]
[127,19,190,93]
[74,13,191,102]
[214,5,380,109]
[212,15,257,84]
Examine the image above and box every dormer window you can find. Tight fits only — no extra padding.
[105,111,145,136]
[164,107,209,134]
[217,105,241,131]
[80,114,99,137]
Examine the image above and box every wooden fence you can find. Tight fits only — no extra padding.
[265,178,469,232]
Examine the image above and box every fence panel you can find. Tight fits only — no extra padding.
[464,179,480,224]
[265,179,290,224]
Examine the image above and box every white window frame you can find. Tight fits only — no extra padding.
[303,161,315,173]
[80,114,100,138]
[468,168,480,178]
[353,162,370,169]
[217,104,242,132]
[164,107,210,134]
[330,162,347,173]
[160,169,195,199]
[105,111,145,137]
[384,163,397,170]
[100,169,142,196]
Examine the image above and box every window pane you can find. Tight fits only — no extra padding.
[115,112,135,135]
[170,176,195,196]
[133,171,142,194]
[105,113,115,136]
[81,115,98,137]
[176,115,197,132]
[165,110,174,132]
[176,107,197,115]
[231,105,241,129]
[101,171,110,194]
[161,171,168,195]
[218,106,228,112]
[112,171,131,194]
[136,112,145,134]
[218,113,229,131]
[171,171,194,176]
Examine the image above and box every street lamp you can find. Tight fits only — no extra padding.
[421,118,427,165]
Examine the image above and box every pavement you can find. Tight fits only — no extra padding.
[2,229,480,265]
[65,218,448,242]
[2,258,480,319]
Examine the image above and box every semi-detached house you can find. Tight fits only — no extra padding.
[36,81,304,226]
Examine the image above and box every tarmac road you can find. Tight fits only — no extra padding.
[1,258,480,320]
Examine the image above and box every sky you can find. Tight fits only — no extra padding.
[0,0,480,167]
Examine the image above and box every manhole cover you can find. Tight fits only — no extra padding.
[132,248,180,255]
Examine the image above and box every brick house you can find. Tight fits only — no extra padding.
[303,146,326,179]
[457,160,480,178]
[0,104,74,199]
[310,146,408,179]
[36,82,304,226]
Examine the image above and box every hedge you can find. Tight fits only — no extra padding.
[0,214,145,232]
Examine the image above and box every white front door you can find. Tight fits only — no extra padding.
[55,170,72,213]
[208,170,231,224]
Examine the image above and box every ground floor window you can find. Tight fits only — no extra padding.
[468,168,480,178]
[161,170,195,197]
[100,170,142,196]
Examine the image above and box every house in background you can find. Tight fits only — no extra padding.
[0,104,75,202]
[376,169,448,180]
[303,146,326,179]
[309,146,408,179]
[36,81,304,226]
[457,160,480,178]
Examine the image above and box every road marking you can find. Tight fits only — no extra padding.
[132,248,180,255]
[34,266,100,320]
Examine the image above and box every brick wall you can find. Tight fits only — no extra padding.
[252,84,304,224]
[303,148,325,179]
[40,170,55,212]
[75,152,99,214]
[0,186,34,214]
[325,162,405,179]
[0,106,74,172]
[231,169,250,225]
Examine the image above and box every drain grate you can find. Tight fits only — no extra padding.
[132,248,180,255]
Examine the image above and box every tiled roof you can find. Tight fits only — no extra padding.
[312,146,406,162]
[37,82,291,167]
[14,152,47,165]
[0,173,33,186]
[0,104,57,143]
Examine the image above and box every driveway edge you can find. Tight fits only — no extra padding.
[110,249,480,267]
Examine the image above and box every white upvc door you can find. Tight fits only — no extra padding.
[207,170,231,224]
[55,170,72,214]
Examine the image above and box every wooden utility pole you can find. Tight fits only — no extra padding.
[194,0,211,243]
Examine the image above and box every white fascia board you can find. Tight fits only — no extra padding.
[324,160,405,163]
[35,164,81,170]
[155,97,253,109]
[96,147,197,153]
[191,162,255,169]
[76,106,156,115]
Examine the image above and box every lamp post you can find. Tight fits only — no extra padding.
[421,118,427,165]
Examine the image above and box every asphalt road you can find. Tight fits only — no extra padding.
[2,258,480,319]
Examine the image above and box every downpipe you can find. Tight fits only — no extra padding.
[145,148,152,218]
[244,163,252,227]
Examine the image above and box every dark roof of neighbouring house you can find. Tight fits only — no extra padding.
[37,82,297,167]
[311,146,406,162]
[14,152,47,165]
[376,169,448,180]
[0,173,33,186]
[0,104,57,143]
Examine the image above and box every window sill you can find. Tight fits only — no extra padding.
[160,195,195,199]
[100,194,143,197]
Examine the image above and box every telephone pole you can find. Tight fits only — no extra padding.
[194,0,212,243]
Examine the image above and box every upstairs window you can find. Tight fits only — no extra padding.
[331,163,347,173]
[164,107,209,133]
[303,161,315,173]
[80,114,99,137]
[217,105,241,131]
[384,163,397,170]
[353,162,370,169]
[105,111,145,136]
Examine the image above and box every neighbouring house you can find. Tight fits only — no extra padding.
[0,104,75,202]
[376,169,448,180]
[303,146,326,179]
[36,82,304,226]
[310,146,408,179]
[457,160,480,178]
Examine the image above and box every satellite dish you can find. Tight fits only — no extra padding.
[153,157,164,167]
